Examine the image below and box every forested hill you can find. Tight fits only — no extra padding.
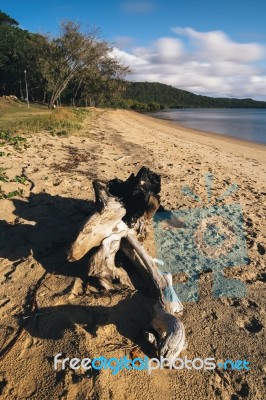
[123,82,266,108]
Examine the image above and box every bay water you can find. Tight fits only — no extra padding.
[150,108,266,145]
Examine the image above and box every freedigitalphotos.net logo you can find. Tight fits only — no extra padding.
[53,354,250,375]
[153,173,249,302]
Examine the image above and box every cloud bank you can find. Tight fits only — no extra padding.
[112,27,266,99]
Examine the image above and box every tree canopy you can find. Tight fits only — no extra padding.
[0,11,18,26]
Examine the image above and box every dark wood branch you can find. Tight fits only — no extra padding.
[107,166,161,226]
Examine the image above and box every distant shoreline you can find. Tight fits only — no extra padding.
[124,81,266,110]
[145,108,266,146]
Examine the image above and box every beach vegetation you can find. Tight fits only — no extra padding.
[0,105,92,135]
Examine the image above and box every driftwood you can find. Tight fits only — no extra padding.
[68,167,186,360]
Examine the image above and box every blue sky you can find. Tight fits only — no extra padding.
[2,0,266,99]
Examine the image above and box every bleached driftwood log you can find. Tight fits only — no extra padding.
[68,167,186,359]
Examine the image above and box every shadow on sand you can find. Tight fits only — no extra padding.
[0,192,155,356]
[0,192,96,278]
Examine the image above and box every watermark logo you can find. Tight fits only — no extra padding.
[53,354,250,375]
[153,173,249,301]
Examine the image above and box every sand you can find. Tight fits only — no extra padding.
[0,108,265,400]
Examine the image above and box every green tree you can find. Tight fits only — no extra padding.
[38,21,113,108]
[0,10,46,99]
[77,56,130,107]
[0,11,18,27]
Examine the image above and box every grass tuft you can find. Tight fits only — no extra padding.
[0,100,91,136]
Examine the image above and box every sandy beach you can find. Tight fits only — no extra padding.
[0,108,265,399]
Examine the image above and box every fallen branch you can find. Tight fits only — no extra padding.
[68,167,186,359]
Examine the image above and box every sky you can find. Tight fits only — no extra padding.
[2,0,266,100]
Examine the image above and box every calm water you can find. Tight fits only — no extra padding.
[150,108,266,145]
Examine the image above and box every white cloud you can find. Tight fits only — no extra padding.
[112,27,266,99]
[111,47,148,66]
[131,37,184,65]
[251,75,266,83]
[155,38,184,63]
[121,1,156,13]
[172,27,264,62]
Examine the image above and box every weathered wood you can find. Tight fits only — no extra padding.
[68,168,186,360]
[122,234,183,316]
[68,181,126,261]
[121,235,186,359]
[88,221,133,290]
